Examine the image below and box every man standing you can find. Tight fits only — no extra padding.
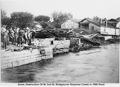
[2,30,9,49]
[13,28,19,45]
[9,28,14,44]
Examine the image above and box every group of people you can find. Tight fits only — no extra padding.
[1,26,35,49]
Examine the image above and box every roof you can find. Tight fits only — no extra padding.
[62,18,81,24]
[72,28,98,35]
[70,19,81,23]
[108,19,118,23]
[80,18,100,26]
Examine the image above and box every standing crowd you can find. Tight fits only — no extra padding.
[1,26,35,49]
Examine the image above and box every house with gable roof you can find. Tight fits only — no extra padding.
[61,19,81,29]
[79,18,101,33]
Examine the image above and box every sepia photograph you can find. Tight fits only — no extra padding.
[0,0,120,84]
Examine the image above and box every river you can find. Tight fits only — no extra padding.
[1,43,119,83]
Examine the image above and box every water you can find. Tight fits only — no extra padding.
[1,43,119,83]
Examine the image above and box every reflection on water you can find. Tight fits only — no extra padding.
[1,43,119,83]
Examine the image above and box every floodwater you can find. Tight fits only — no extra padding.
[1,43,119,83]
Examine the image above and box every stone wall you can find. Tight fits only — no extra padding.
[1,38,71,69]
[32,38,70,54]
[32,38,55,47]
[1,46,53,69]
[53,40,70,49]
[53,40,70,54]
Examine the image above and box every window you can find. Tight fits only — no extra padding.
[51,41,53,45]
[91,26,94,31]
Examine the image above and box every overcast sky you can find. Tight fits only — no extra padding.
[0,0,120,19]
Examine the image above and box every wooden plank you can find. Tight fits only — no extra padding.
[35,56,42,61]
[18,56,31,61]
[11,50,40,58]
[29,58,36,63]
[45,55,53,59]
[1,52,14,58]
[1,58,9,64]
[13,53,35,59]
[7,63,13,68]
[1,51,14,56]
[2,54,41,65]
[13,50,31,56]
[24,59,30,64]
[41,56,46,60]
[12,61,19,67]
[18,60,26,66]
[1,64,7,69]
[2,55,16,61]
[30,54,41,58]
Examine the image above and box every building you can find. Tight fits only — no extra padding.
[100,19,120,36]
[79,18,101,33]
[107,19,118,28]
[61,19,80,29]
[100,26,120,36]
[116,22,120,29]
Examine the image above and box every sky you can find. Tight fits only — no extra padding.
[0,0,120,20]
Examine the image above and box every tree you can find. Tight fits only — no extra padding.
[1,17,11,27]
[1,10,11,26]
[52,11,73,28]
[34,15,50,28]
[34,15,50,22]
[93,16,101,24]
[1,10,7,19]
[10,12,34,29]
